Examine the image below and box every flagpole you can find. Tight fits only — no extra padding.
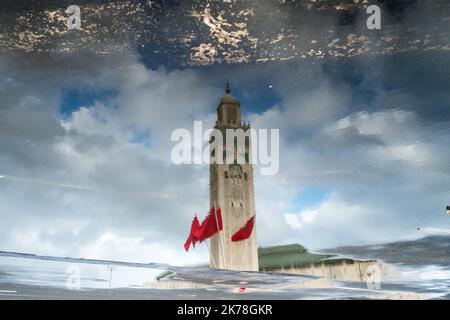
[239,238,252,271]
[205,240,218,269]
[236,215,256,271]
[213,207,227,270]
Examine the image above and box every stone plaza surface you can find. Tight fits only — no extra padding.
[2,236,450,300]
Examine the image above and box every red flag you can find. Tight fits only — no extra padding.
[231,216,255,242]
[184,215,200,251]
[194,207,223,242]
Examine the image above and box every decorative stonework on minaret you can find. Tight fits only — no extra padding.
[209,82,259,271]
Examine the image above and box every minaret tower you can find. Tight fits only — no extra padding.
[209,82,258,271]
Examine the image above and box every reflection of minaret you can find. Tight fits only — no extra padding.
[209,82,258,271]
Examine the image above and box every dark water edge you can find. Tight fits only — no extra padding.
[320,235,450,299]
[322,235,450,267]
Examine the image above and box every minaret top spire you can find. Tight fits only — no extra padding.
[217,80,241,125]
[225,81,231,94]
